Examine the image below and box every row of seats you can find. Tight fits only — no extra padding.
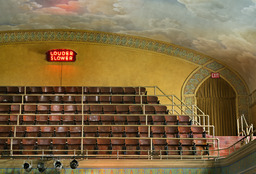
[0,104,168,115]
[0,95,158,104]
[0,86,211,157]
[0,114,190,126]
[0,138,209,156]
[0,87,146,95]
[0,126,205,138]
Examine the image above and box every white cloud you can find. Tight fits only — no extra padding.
[77,14,134,32]
[0,0,138,31]
[124,28,194,47]
[193,31,256,62]
[33,0,72,7]
[219,34,254,53]
[0,0,256,91]
[192,32,256,91]
[34,0,124,16]
[34,0,145,16]
[36,6,75,15]
[77,0,119,15]
[149,18,180,29]
[242,0,256,15]
[177,0,231,22]
[0,0,42,25]
[112,0,145,15]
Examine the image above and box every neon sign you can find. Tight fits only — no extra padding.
[211,72,220,78]
[46,49,77,62]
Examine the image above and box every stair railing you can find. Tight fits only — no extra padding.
[147,86,211,135]
[237,114,254,143]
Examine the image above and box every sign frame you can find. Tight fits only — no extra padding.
[211,72,220,79]
[46,49,77,62]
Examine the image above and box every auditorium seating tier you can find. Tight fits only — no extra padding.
[0,86,213,159]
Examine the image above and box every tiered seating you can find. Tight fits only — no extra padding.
[0,86,213,158]
[1,126,209,156]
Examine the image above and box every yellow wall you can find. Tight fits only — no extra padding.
[0,42,197,98]
[250,104,256,127]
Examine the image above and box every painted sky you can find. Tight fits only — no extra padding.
[0,0,255,91]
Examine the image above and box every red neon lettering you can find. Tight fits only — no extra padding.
[47,49,76,62]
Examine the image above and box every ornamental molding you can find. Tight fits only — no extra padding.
[0,29,250,118]
[0,29,211,65]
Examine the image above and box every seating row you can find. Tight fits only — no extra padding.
[0,138,209,156]
[0,87,146,95]
[0,104,168,114]
[0,114,191,125]
[0,86,212,157]
[0,95,158,104]
[0,125,205,138]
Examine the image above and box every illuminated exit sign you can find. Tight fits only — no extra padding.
[211,72,220,78]
[46,49,77,62]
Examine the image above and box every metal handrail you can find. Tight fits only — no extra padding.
[1,136,220,160]
[0,85,205,116]
[0,86,218,160]
[215,129,256,158]
[1,150,218,160]
[237,114,254,137]
[0,87,214,139]
[151,87,208,129]
[1,119,218,159]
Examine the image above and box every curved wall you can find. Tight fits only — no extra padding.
[0,41,196,99]
[0,29,251,123]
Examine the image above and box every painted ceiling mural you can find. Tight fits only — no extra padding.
[0,0,255,91]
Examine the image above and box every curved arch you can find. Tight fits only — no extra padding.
[0,29,211,65]
[182,64,249,120]
[194,74,238,97]
[196,77,237,135]
[0,29,249,120]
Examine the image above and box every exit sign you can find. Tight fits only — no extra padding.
[46,49,77,62]
[211,72,220,78]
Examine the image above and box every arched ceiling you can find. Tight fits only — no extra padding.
[0,0,255,92]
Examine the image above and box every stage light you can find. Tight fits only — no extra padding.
[54,160,63,171]
[70,159,79,169]
[37,162,46,173]
[23,162,32,172]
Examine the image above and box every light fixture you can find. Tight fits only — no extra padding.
[70,159,79,169]
[54,160,63,171]
[23,162,32,172]
[37,162,46,173]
